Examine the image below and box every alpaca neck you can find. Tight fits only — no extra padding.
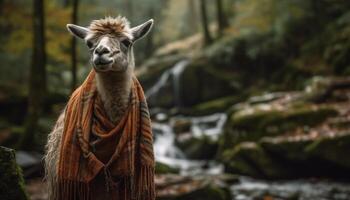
[95,68,133,123]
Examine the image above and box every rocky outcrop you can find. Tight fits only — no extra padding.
[220,77,350,178]
[222,132,350,179]
[0,146,28,200]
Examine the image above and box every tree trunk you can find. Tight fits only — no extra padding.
[199,0,212,45]
[216,0,229,37]
[124,0,133,20]
[145,7,154,57]
[188,0,198,33]
[70,0,79,91]
[21,0,46,150]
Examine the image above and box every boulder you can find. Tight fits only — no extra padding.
[176,134,218,160]
[143,58,239,108]
[221,103,338,148]
[0,146,28,200]
[306,132,350,170]
[222,133,350,179]
[156,174,231,200]
[222,142,290,178]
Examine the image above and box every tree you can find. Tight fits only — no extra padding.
[20,0,46,149]
[216,0,229,36]
[70,0,79,91]
[124,0,133,20]
[199,0,212,45]
[188,0,199,34]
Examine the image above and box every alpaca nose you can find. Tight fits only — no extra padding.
[94,46,110,56]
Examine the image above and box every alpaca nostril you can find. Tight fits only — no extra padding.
[95,46,110,56]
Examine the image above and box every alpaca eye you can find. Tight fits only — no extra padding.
[86,40,94,49]
[121,39,131,48]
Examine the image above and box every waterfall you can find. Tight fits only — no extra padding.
[146,59,190,107]
[172,60,189,107]
[153,112,226,175]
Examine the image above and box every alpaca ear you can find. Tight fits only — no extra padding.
[66,24,89,39]
[131,19,154,42]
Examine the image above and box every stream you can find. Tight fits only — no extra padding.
[151,111,350,200]
[148,60,350,200]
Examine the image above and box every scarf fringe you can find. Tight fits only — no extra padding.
[53,179,91,200]
[53,165,154,200]
[132,165,155,200]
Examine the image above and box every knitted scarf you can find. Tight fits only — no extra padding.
[55,70,155,200]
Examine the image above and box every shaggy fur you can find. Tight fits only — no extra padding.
[88,16,133,39]
[45,16,139,200]
[44,110,65,199]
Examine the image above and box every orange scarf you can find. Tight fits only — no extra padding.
[55,70,155,200]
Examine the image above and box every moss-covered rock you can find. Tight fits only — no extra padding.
[222,142,290,178]
[222,103,338,148]
[156,162,180,174]
[222,132,350,179]
[188,95,244,116]
[179,60,239,107]
[0,146,28,200]
[143,57,240,108]
[137,54,185,91]
[176,135,218,160]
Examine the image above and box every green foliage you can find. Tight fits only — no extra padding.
[155,162,180,174]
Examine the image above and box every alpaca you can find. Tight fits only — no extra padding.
[44,16,154,200]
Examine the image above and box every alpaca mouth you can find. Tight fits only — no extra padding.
[94,59,113,66]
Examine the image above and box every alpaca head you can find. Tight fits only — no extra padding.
[67,16,153,73]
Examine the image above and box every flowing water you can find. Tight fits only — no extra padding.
[146,59,189,107]
[148,60,350,199]
[152,112,350,199]
[153,112,226,175]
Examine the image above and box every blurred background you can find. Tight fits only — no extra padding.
[1,0,350,199]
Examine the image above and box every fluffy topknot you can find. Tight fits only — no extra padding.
[88,16,133,38]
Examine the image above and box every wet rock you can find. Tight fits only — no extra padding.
[140,56,239,108]
[171,118,192,134]
[156,174,231,200]
[0,146,28,200]
[176,134,218,160]
[137,54,185,91]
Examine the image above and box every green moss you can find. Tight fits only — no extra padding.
[226,104,338,145]
[0,146,28,200]
[191,95,244,115]
[222,142,290,178]
[155,162,180,174]
[260,138,313,161]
